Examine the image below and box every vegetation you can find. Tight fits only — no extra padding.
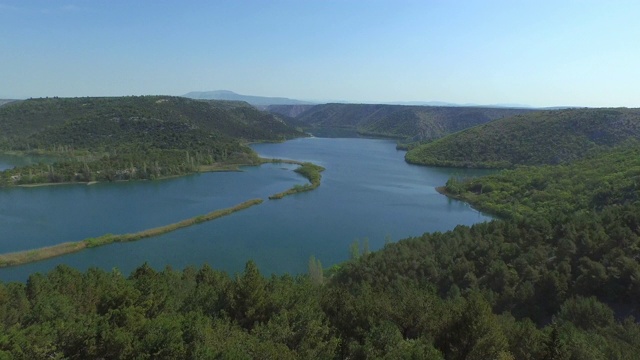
[0,199,263,268]
[269,162,325,200]
[0,96,306,187]
[406,108,640,168]
[1,103,640,358]
[442,143,640,220]
[266,104,316,118]
[0,99,18,107]
[2,143,640,358]
[283,103,534,141]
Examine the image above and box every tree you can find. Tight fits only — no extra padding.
[350,239,360,260]
[231,261,270,330]
[308,256,324,285]
[543,323,568,360]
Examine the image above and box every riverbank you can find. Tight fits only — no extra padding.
[0,198,263,268]
[9,158,304,188]
[436,186,501,219]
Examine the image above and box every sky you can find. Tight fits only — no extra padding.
[1,0,639,107]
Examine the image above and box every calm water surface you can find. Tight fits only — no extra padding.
[0,138,493,281]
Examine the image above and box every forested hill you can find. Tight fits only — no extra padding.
[276,103,534,141]
[266,104,316,118]
[406,108,640,168]
[0,100,18,107]
[0,96,306,185]
[0,96,304,145]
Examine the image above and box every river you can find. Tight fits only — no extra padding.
[0,137,493,282]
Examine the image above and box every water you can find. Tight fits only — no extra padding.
[0,138,493,282]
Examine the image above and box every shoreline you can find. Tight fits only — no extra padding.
[268,162,325,200]
[435,185,503,219]
[10,158,306,189]
[0,198,263,268]
[0,155,326,268]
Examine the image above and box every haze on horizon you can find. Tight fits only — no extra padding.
[1,0,639,108]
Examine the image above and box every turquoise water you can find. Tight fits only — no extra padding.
[0,138,493,281]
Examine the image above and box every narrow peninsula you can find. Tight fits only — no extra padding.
[268,161,325,200]
[0,199,263,268]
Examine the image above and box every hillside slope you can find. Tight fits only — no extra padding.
[288,103,534,141]
[266,104,316,118]
[406,108,640,168]
[0,96,306,185]
[0,96,304,147]
[0,100,18,107]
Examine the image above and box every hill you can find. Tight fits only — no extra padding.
[406,108,640,168]
[0,96,306,185]
[285,103,534,141]
[266,104,316,118]
[0,99,18,107]
[183,90,315,107]
[0,96,303,144]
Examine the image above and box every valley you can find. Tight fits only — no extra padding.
[1,96,639,358]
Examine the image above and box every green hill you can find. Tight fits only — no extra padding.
[0,96,306,185]
[287,103,534,141]
[0,99,18,107]
[443,143,640,220]
[0,96,303,145]
[406,108,640,168]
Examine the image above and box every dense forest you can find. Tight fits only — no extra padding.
[406,108,640,168]
[1,111,640,358]
[270,103,534,142]
[0,96,306,186]
[1,101,640,358]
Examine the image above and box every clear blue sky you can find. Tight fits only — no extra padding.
[1,0,638,107]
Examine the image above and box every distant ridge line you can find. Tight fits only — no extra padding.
[182,90,315,107]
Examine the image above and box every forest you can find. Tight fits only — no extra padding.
[0,106,639,358]
[405,108,640,168]
[0,96,306,186]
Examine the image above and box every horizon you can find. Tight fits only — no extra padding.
[1,1,639,108]
[0,91,599,110]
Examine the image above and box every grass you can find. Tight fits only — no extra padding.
[269,162,325,200]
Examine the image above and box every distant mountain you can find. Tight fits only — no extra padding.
[282,103,535,141]
[183,90,315,107]
[405,108,640,168]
